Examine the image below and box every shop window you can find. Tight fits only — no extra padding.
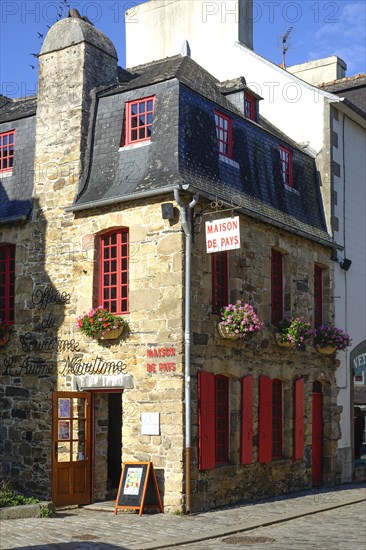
[241,375,253,464]
[279,146,293,187]
[0,244,15,324]
[198,371,229,470]
[271,249,283,325]
[272,379,283,458]
[0,130,15,173]
[314,265,323,328]
[123,96,155,145]
[99,229,129,314]
[212,251,228,315]
[244,94,257,122]
[214,111,233,158]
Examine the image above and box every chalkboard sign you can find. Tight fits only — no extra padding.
[114,462,163,516]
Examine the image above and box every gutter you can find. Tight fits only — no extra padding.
[64,185,183,213]
[174,189,199,514]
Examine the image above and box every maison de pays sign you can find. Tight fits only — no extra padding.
[205,216,240,253]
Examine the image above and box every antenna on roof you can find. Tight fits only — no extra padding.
[281,27,293,70]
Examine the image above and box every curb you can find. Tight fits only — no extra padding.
[0,501,55,521]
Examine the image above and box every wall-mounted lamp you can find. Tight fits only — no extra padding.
[340,258,352,271]
[161,202,175,220]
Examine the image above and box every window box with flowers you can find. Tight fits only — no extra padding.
[218,301,264,340]
[313,324,352,354]
[276,317,313,350]
[76,306,127,340]
[0,320,13,347]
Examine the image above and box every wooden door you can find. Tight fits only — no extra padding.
[312,382,323,486]
[52,392,91,506]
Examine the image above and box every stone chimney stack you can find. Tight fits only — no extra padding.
[238,0,253,50]
[34,15,118,207]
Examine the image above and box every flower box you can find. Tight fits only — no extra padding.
[219,301,263,340]
[316,346,336,355]
[99,326,124,340]
[275,333,292,348]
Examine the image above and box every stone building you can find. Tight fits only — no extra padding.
[1,14,342,511]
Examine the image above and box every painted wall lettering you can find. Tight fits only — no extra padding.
[146,346,176,373]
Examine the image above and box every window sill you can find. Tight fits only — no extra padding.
[119,141,151,151]
[284,184,299,195]
[0,170,13,177]
[219,154,240,169]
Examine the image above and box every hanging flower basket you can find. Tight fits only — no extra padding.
[219,301,263,340]
[99,326,124,340]
[275,333,292,348]
[316,346,336,355]
[218,323,240,340]
[76,306,127,340]
[0,320,13,347]
[277,317,312,350]
[313,324,351,352]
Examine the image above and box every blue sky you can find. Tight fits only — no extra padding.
[1,0,365,99]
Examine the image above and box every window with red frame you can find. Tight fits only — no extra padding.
[314,265,323,328]
[271,249,283,325]
[216,375,229,463]
[0,130,15,173]
[99,230,129,314]
[279,146,293,187]
[0,245,15,324]
[212,251,228,315]
[214,111,233,158]
[124,96,155,145]
[244,94,257,121]
[198,371,229,469]
[272,379,283,458]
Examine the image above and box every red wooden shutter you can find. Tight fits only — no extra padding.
[258,375,272,463]
[198,371,215,470]
[241,375,253,464]
[294,378,305,460]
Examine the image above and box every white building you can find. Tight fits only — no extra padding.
[126,0,366,482]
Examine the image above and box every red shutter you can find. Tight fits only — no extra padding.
[241,376,253,464]
[198,371,215,470]
[294,378,305,460]
[258,375,272,463]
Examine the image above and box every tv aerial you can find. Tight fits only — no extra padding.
[281,26,294,70]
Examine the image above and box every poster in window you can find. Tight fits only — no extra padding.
[58,420,70,440]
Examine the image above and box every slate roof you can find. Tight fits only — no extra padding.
[75,55,332,246]
[320,74,366,115]
[0,96,37,123]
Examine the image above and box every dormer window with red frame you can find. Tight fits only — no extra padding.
[214,111,233,159]
[244,94,257,122]
[279,146,293,187]
[0,130,15,173]
[124,96,155,145]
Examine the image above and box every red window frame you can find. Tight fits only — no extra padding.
[99,229,129,314]
[215,375,229,464]
[0,245,15,324]
[241,375,253,465]
[124,96,155,145]
[244,94,256,121]
[279,146,293,187]
[212,251,228,315]
[272,379,283,458]
[314,265,323,328]
[0,130,15,173]
[271,249,283,325]
[214,111,233,158]
[294,378,305,460]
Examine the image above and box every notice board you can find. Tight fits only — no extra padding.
[114,461,163,516]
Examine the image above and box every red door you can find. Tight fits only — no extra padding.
[52,392,91,506]
[312,382,323,486]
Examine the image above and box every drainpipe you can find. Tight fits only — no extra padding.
[174,189,199,514]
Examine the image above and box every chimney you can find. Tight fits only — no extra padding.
[238,0,253,50]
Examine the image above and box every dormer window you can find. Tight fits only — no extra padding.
[124,96,155,145]
[0,130,15,173]
[244,94,257,122]
[279,146,293,187]
[214,111,233,159]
